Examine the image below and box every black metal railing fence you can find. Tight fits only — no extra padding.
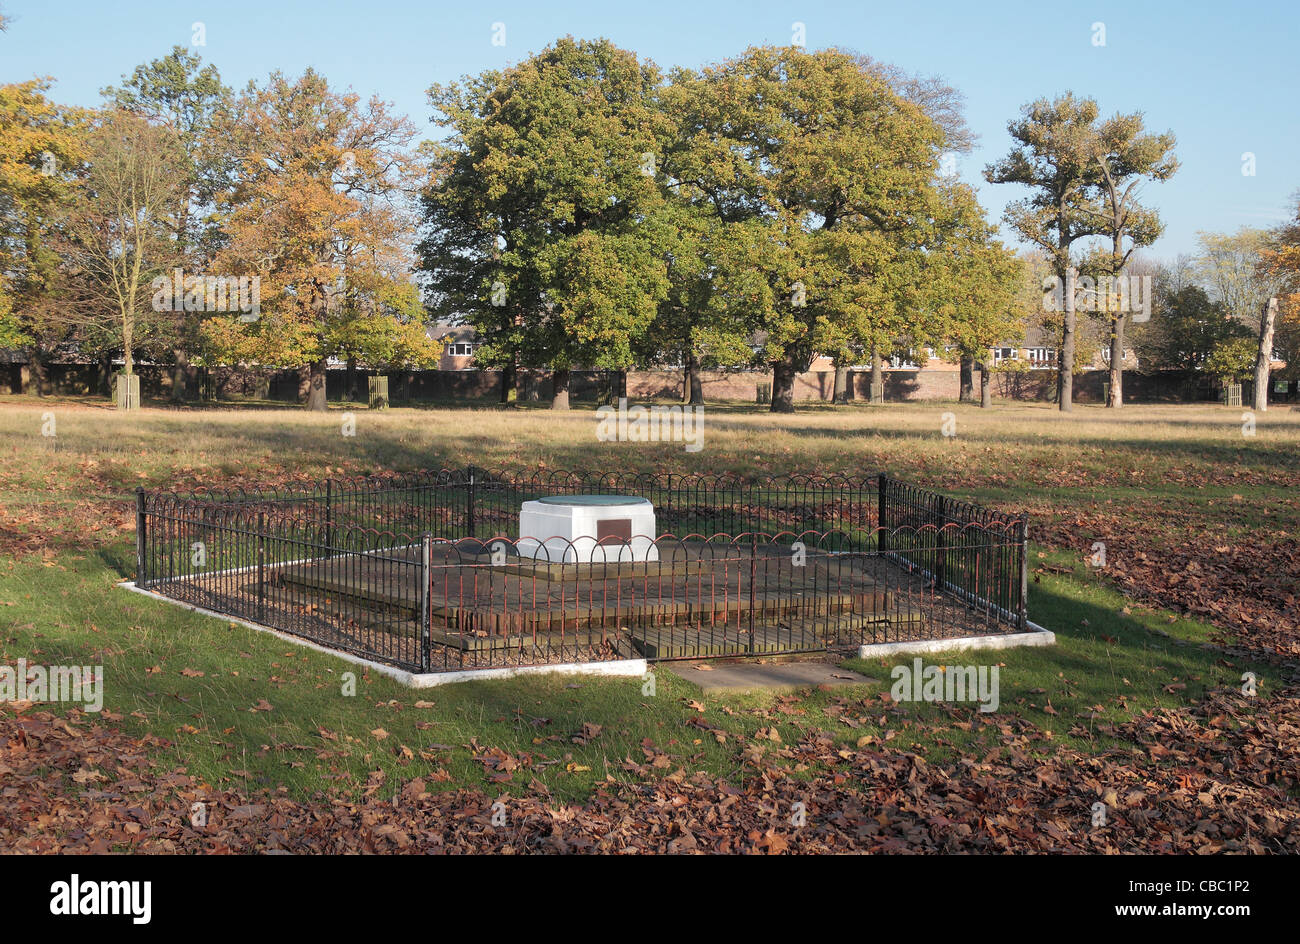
[135,467,1029,672]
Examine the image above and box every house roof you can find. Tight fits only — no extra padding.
[426,322,475,343]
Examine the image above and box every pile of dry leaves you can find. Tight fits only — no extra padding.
[3,683,1296,854]
[1035,508,1300,659]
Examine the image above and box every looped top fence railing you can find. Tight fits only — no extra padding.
[134,467,1029,673]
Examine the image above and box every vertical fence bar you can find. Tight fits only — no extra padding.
[135,487,147,588]
[877,473,888,555]
[664,472,672,532]
[420,531,432,673]
[324,478,333,558]
[747,532,757,654]
[1017,514,1029,632]
[466,467,477,539]
[935,495,947,591]
[257,510,267,623]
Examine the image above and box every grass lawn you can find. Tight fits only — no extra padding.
[0,396,1296,811]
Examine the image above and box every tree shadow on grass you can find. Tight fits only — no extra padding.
[96,537,136,581]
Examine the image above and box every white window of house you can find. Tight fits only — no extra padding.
[1100,347,1111,363]
[991,347,1018,365]
[447,342,475,357]
[888,348,934,369]
[1025,347,1055,368]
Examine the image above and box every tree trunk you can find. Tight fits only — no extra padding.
[29,350,47,397]
[99,354,113,397]
[1107,315,1124,408]
[551,368,570,410]
[306,358,328,411]
[1106,236,1125,409]
[500,360,517,405]
[832,361,849,404]
[171,348,190,402]
[123,311,135,377]
[1255,297,1279,413]
[959,356,974,403]
[1059,265,1075,412]
[345,356,358,402]
[307,282,331,411]
[980,363,992,408]
[870,347,884,404]
[770,354,797,413]
[684,352,703,405]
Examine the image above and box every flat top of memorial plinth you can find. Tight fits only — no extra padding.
[536,494,650,507]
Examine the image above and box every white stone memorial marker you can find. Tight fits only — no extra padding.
[517,494,659,564]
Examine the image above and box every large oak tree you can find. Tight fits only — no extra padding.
[208,70,434,409]
[420,38,673,409]
[675,46,945,413]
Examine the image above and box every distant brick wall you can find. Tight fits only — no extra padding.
[874,370,962,401]
[629,367,1253,404]
[14,361,1289,406]
[22,363,173,398]
[354,369,500,401]
[627,370,758,401]
[1069,369,1223,403]
[629,368,966,402]
[994,370,1054,402]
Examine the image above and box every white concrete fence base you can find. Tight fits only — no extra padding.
[117,581,647,688]
[856,622,1056,660]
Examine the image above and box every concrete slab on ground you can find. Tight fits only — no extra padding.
[663,660,879,693]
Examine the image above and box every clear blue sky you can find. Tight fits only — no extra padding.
[3,0,1296,258]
